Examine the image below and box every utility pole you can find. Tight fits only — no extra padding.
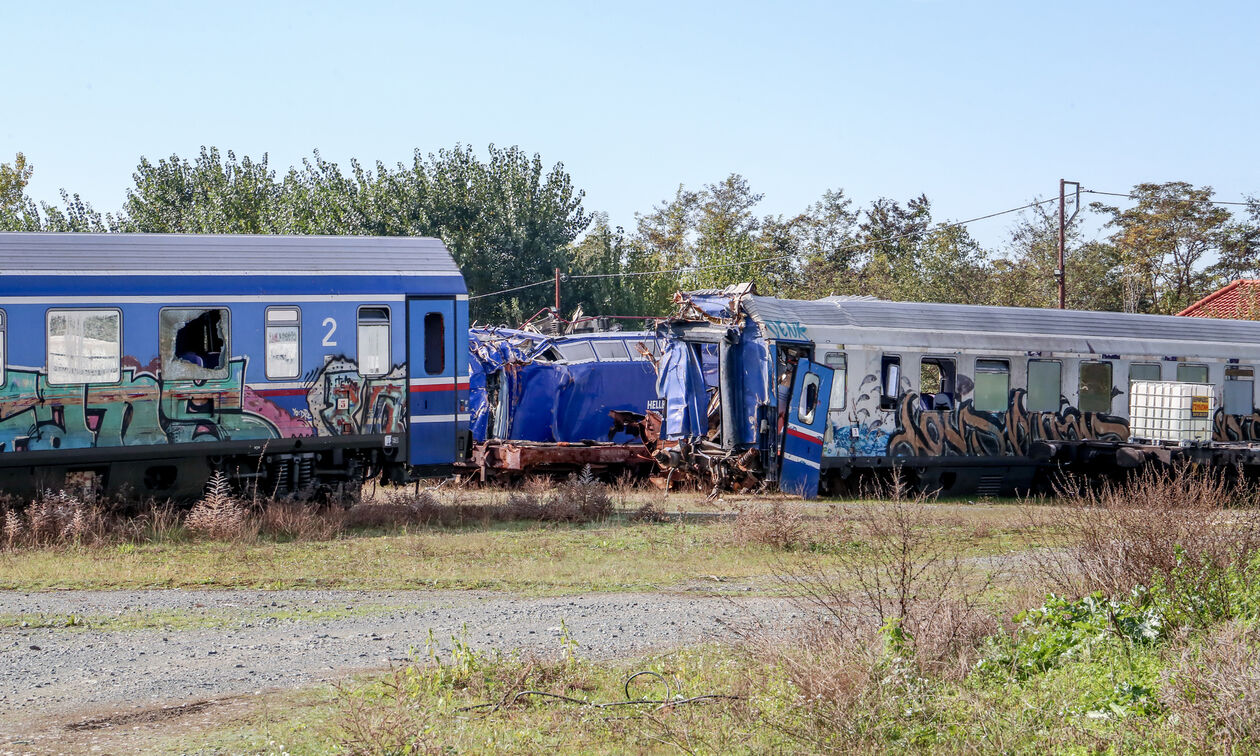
[1057,179,1081,309]
[554,267,561,314]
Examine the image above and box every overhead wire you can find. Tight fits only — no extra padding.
[470,196,1062,301]
[1082,189,1255,207]
[469,190,1257,301]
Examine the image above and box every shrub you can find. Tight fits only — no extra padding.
[732,501,805,550]
[1025,466,1260,626]
[185,472,252,540]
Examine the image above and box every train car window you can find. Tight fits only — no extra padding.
[880,355,901,410]
[824,351,847,411]
[919,357,957,410]
[799,371,821,424]
[46,309,121,385]
[629,340,651,361]
[0,310,6,386]
[556,341,597,363]
[423,312,445,375]
[1130,362,1161,383]
[1225,366,1255,416]
[160,308,230,381]
[1177,363,1209,383]
[1079,361,1114,413]
[593,340,630,361]
[974,359,1010,412]
[265,307,301,380]
[1027,360,1062,412]
[357,307,391,377]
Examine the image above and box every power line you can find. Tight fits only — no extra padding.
[471,196,1063,300]
[1083,189,1255,207]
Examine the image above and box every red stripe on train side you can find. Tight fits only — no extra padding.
[254,388,309,397]
[786,426,823,445]
[410,381,470,393]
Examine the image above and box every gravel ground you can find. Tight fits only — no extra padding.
[0,589,796,741]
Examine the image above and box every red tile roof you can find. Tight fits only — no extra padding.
[1178,279,1260,319]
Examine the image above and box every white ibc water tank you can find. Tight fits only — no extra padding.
[1128,380,1216,443]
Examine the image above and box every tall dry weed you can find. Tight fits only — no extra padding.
[1025,466,1260,616]
[185,472,253,540]
[732,501,806,550]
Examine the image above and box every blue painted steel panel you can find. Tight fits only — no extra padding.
[408,298,459,466]
[780,359,833,498]
[468,328,658,444]
[656,338,709,440]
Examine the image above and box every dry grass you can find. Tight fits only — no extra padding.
[1160,620,1260,753]
[732,500,807,550]
[1024,466,1260,623]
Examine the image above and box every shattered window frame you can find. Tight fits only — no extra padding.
[265,306,302,380]
[159,307,231,382]
[824,351,847,411]
[357,306,392,377]
[799,371,822,424]
[46,308,123,385]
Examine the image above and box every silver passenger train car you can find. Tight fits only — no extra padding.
[656,285,1260,497]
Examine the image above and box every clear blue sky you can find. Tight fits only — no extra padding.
[5,0,1257,249]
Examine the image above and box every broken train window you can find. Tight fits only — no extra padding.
[160,308,230,380]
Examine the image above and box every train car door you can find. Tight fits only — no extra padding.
[779,358,834,498]
[407,297,458,467]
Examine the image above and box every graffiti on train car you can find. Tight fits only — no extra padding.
[306,357,407,437]
[887,388,1128,458]
[1213,408,1260,443]
[0,356,408,452]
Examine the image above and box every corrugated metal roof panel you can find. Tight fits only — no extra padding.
[743,295,1260,344]
[0,233,460,275]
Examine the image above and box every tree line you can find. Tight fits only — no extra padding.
[2,147,1258,322]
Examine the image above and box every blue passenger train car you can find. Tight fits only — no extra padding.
[0,233,469,496]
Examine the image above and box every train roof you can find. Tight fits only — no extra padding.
[0,233,461,277]
[696,292,1260,359]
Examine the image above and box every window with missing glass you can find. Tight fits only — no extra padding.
[265,307,301,380]
[1079,361,1114,413]
[1027,360,1061,412]
[357,307,391,377]
[974,359,1010,412]
[880,354,901,410]
[1177,363,1209,384]
[1225,366,1255,416]
[160,308,230,381]
[47,309,122,385]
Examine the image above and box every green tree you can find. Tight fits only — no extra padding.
[989,203,1122,311]
[118,147,282,233]
[1093,182,1233,314]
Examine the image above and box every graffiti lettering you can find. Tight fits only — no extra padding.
[762,320,807,341]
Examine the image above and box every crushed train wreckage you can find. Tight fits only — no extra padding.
[465,284,1260,498]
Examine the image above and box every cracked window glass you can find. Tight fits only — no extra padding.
[161,308,230,381]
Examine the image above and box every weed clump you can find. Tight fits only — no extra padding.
[732,501,805,550]
[185,472,252,540]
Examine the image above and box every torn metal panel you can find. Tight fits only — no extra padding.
[468,327,660,445]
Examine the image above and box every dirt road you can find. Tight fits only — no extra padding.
[0,589,795,750]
